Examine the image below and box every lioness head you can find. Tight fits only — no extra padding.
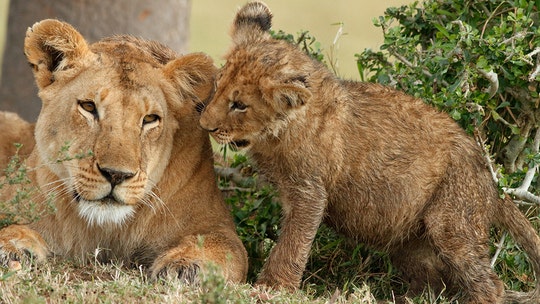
[199,2,312,150]
[25,20,216,226]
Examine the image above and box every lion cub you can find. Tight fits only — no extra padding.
[199,1,540,302]
[0,19,247,283]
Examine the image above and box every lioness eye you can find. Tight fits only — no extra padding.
[230,101,247,112]
[143,114,160,125]
[78,100,98,117]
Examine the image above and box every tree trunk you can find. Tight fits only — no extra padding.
[0,0,191,121]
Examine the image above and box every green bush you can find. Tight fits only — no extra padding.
[357,0,540,178]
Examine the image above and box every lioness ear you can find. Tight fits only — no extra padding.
[231,1,272,45]
[24,19,90,89]
[164,53,217,109]
[261,76,312,110]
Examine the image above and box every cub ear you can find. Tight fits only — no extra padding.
[163,53,218,109]
[261,76,312,110]
[24,19,90,89]
[231,1,272,45]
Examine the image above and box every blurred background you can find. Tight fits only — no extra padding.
[191,0,411,80]
[0,0,410,121]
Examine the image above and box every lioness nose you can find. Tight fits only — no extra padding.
[98,166,135,187]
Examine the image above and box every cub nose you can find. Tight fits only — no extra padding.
[98,166,135,187]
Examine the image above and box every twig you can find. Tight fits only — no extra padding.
[500,31,533,45]
[502,127,540,205]
[389,49,450,87]
[328,23,345,77]
[528,49,540,82]
[491,231,508,268]
[504,87,538,120]
[521,127,540,190]
[475,132,499,183]
[503,188,540,204]
[477,68,499,98]
[480,2,506,39]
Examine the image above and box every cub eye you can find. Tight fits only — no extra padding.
[78,100,98,118]
[230,100,248,112]
[142,114,160,126]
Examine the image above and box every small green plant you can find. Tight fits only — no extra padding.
[56,141,94,163]
[0,144,39,228]
[271,29,325,63]
[216,153,281,283]
[0,142,94,229]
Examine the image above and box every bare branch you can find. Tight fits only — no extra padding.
[518,128,540,191]
[477,68,499,98]
[475,132,500,183]
[528,49,540,82]
[503,187,540,204]
[479,128,540,205]
[388,48,450,87]
[526,47,540,59]
[501,31,533,45]
[491,231,508,268]
[505,87,538,106]
[500,121,533,173]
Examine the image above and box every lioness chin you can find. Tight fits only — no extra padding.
[199,1,540,302]
[0,19,247,283]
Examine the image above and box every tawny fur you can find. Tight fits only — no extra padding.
[0,19,247,283]
[0,112,35,170]
[199,2,540,302]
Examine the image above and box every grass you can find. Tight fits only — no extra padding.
[0,257,380,303]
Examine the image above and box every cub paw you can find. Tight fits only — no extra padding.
[150,258,201,284]
[0,224,49,270]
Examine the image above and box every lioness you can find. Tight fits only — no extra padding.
[0,19,248,283]
[0,111,34,169]
[199,1,540,302]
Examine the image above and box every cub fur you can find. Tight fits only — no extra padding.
[199,1,540,302]
[0,111,34,170]
[0,19,248,283]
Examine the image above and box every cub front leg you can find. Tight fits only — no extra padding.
[256,179,327,290]
[0,224,50,268]
[150,231,247,284]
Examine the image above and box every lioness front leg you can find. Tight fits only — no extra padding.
[256,180,327,289]
[0,224,49,267]
[150,231,247,284]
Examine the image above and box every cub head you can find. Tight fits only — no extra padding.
[199,1,312,150]
[25,19,216,226]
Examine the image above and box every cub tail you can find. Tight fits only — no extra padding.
[497,195,540,303]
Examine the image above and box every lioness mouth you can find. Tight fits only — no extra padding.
[73,192,123,205]
[74,191,135,226]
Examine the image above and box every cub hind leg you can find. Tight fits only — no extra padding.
[390,236,452,300]
[423,198,504,303]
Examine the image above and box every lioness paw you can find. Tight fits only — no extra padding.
[0,225,49,269]
[150,258,201,284]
